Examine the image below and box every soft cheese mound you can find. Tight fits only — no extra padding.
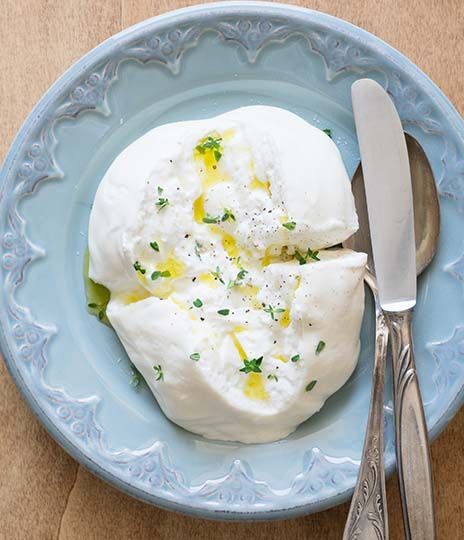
[89,106,366,443]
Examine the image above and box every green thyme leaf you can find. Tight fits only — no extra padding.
[237,269,247,281]
[217,308,230,316]
[323,128,332,138]
[150,241,160,252]
[193,298,203,308]
[305,380,317,392]
[263,304,286,321]
[211,266,225,284]
[306,248,320,261]
[228,267,248,288]
[194,240,202,260]
[88,302,106,322]
[190,352,200,361]
[240,356,263,374]
[156,198,169,210]
[153,364,164,382]
[294,247,320,265]
[130,371,142,388]
[221,208,235,222]
[133,261,146,275]
[196,135,223,162]
[151,270,171,281]
[202,213,220,224]
[294,250,306,265]
[155,186,169,210]
[316,340,326,355]
[267,373,278,382]
[291,354,300,363]
[282,221,296,231]
[204,136,222,149]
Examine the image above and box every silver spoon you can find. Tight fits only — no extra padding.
[342,133,440,540]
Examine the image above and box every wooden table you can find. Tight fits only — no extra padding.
[1,1,463,538]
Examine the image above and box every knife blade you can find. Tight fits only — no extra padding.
[351,78,436,540]
[351,78,416,311]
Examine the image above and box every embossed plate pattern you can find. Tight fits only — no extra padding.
[0,2,463,520]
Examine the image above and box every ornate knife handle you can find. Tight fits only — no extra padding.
[385,309,436,540]
[344,308,389,540]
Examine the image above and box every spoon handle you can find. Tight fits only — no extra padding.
[386,309,436,540]
[343,307,389,540]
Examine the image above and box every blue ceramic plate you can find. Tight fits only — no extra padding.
[1,1,463,521]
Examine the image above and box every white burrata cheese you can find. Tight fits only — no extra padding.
[89,106,366,443]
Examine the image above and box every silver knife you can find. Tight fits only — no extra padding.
[351,79,436,540]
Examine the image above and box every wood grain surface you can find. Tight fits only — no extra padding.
[1,1,463,538]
